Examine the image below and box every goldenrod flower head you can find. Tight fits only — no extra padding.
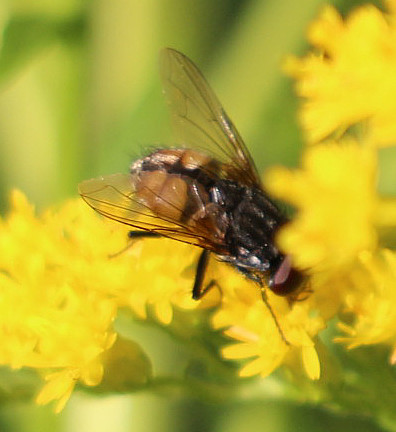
[0,191,122,412]
[212,267,323,381]
[285,3,396,146]
[335,249,396,352]
[265,140,378,272]
[0,190,198,411]
[114,238,199,324]
[272,1,396,368]
[263,136,396,357]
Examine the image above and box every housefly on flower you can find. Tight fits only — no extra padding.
[79,48,306,343]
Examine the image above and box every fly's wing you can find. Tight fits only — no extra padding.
[160,48,262,188]
[79,173,227,252]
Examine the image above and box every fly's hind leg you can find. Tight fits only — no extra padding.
[192,249,220,300]
[127,231,162,240]
[110,231,162,258]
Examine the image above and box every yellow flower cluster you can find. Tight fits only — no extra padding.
[265,140,396,354]
[276,2,396,357]
[0,191,199,411]
[0,191,116,411]
[211,1,396,384]
[212,266,323,380]
[285,1,396,146]
[1,0,396,412]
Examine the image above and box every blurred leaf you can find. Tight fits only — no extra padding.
[378,147,396,196]
[276,322,396,432]
[95,336,153,394]
[0,367,41,403]
[7,0,84,18]
[0,15,86,85]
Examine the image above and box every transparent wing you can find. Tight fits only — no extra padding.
[78,173,227,252]
[160,48,262,188]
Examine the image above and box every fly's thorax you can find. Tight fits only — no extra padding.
[218,182,286,266]
[130,148,220,179]
[210,181,306,295]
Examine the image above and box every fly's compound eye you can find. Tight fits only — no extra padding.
[269,255,305,296]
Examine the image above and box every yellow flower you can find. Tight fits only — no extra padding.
[2,2,396,413]
[335,249,396,353]
[113,238,199,324]
[211,261,323,381]
[265,140,378,273]
[285,3,396,146]
[262,135,396,358]
[0,190,198,411]
[0,186,327,410]
[266,1,396,371]
[0,191,118,411]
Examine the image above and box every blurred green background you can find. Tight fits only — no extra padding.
[1,0,384,210]
[0,0,390,431]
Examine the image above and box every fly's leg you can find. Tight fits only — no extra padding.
[128,231,162,240]
[238,267,290,346]
[260,287,290,346]
[115,235,221,301]
[192,249,220,300]
[109,231,162,258]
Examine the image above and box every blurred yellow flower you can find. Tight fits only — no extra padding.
[335,249,396,352]
[214,0,395,386]
[265,140,378,272]
[273,1,396,365]
[285,2,396,146]
[264,139,396,357]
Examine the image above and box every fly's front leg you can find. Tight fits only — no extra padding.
[259,287,290,346]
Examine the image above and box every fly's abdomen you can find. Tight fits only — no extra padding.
[134,170,189,222]
[131,149,225,232]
